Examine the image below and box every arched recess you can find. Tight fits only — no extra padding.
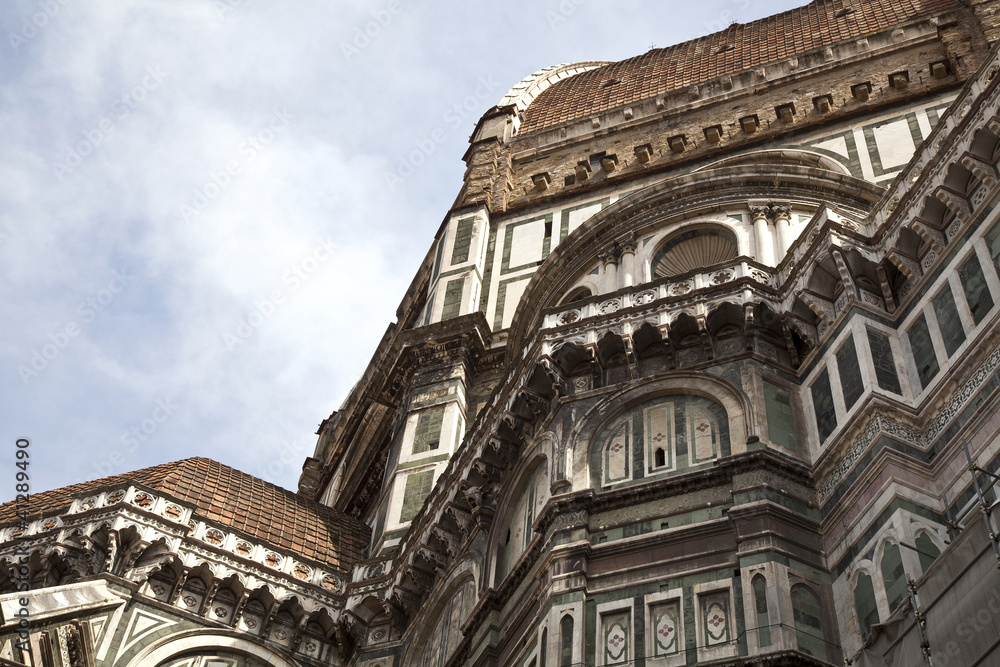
[650,225,739,278]
[586,386,739,489]
[267,597,304,648]
[239,586,275,636]
[504,163,883,359]
[669,312,706,367]
[143,558,182,603]
[567,374,751,490]
[914,531,942,573]
[559,613,575,666]
[176,562,215,615]
[406,573,478,667]
[791,585,829,661]
[124,631,301,667]
[209,574,245,626]
[561,285,594,305]
[852,569,879,641]
[493,451,550,585]
[751,574,771,648]
[695,148,854,176]
[879,542,907,612]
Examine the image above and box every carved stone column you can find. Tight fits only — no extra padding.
[599,246,621,293]
[770,204,793,261]
[619,233,637,288]
[750,204,775,266]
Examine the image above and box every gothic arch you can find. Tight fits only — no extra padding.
[490,450,550,586]
[124,631,300,667]
[649,224,741,279]
[405,569,478,667]
[695,148,853,176]
[567,373,751,489]
[504,163,883,359]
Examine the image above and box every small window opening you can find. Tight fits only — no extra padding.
[654,448,666,468]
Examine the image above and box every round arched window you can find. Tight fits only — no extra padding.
[651,228,738,278]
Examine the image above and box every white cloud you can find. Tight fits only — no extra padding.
[0,0,805,495]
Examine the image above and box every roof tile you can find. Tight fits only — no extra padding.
[519,0,956,134]
[0,457,369,572]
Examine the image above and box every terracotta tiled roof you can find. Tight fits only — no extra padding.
[519,0,957,134]
[0,457,369,571]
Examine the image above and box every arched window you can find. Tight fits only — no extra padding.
[880,543,907,612]
[915,533,941,573]
[791,585,827,660]
[651,227,739,278]
[416,579,476,667]
[752,575,771,647]
[540,628,547,667]
[240,598,267,636]
[496,464,549,585]
[654,447,666,468]
[564,287,592,304]
[853,572,879,641]
[560,615,574,667]
[594,394,730,487]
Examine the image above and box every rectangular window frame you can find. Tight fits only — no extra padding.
[763,378,798,453]
[865,326,902,395]
[693,583,737,663]
[645,589,685,666]
[395,467,435,526]
[959,252,995,325]
[932,284,967,358]
[906,313,940,391]
[595,601,633,667]
[811,368,838,444]
[835,334,865,412]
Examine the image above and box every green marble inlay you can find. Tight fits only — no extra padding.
[799,129,863,178]
[932,284,966,357]
[493,275,531,331]
[501,214,552,275]
[862,112,923,178]
[836,335,864,411]
[959,253,994,325]
[440,277,464,321]
[412,409,444,454]
[811,368,837,443]
[907,314,939,389]
[400,469,434,523]
[763,380,797,451]
[558,197,611,242]
[450,216,475,265]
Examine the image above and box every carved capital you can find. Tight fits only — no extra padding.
[768,203,792,222]
[618,231,638,255]
[598,246,622,266]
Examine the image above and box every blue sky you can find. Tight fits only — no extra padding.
[0,0,805,497]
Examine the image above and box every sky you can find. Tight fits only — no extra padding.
[0,0,806,499]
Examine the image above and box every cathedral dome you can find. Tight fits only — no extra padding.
[517,0,956,134]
